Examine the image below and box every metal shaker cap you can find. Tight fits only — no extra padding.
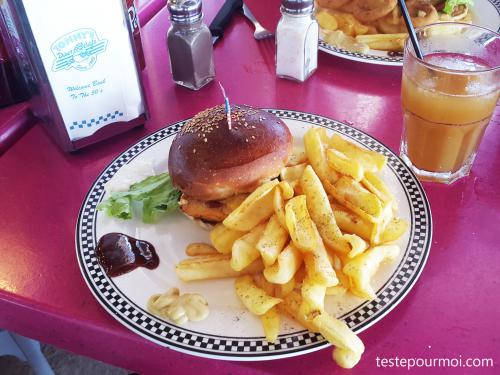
[167,0,202,23]
[281,0,314,14]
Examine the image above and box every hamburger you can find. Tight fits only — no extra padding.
[168,104,293,223]
[433,0,472,21]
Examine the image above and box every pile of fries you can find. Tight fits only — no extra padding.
[317,8,407,53]
[316,0,472,53]
[176,128,407,368]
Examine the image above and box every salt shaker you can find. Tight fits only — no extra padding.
[166,0,215,90]
[276,0,318,82]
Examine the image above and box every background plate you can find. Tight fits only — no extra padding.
[76,110,432,360]
[318,0,500,66]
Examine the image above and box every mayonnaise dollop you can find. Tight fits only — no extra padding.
[147,288,209,325]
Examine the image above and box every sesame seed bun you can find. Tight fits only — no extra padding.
[168,105,292,202]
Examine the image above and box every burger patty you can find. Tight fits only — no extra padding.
[179,193,248,222]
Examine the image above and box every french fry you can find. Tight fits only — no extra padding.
[358,39,406,50]
[336,12,369,36]
[300,165,354,254]
[282,292,364,368]
[300,276,327,319]
[332,176,384,222]
[231,223,266,271]
[326,285,348,296]
[256,214,289,267]
[306,129,388,223]
[333,347,363,369]
[304,249,339,287]
[224,193,250,212]
[304,128,339,185]
[318,10,371,37]
[235,275,282,315]
[176,254,264,282]
[327,148,364,181]
[328,133,387,172]
[333,204,406,245]
[340,198,392,245]
[280,163,307,184]
[273,187,287,229]
[210,223,246,254]
[287,148,308,166]
[330,253,352,292]
[260,306,280,343]
[323,30,370,54]
[223,180,278,231]
[263,243,303,284]
[316,10,339,31]
[285,195,318,252]
[355,33,407,43]
[331,252,342,270]
[332,204,372,241]
[301,221,339,288]
[313,312,365,369]
[343,245,400,300]
[278,180,294,200]
[368,39,405,52]
[361,171,397,210]
[369,203,394,244]
[379,218,408,243]
[355,33,406,52]
[185,243,218,256]
[280,290,317,332]
[344,234,368,258]
[312,311,365,357]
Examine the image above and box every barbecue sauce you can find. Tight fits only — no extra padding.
[96,233,159,277]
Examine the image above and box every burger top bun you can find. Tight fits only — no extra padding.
[168,104,293,201]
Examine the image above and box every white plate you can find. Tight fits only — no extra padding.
[318,0,500,66]
[76,110,432,360]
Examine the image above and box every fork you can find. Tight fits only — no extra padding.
[240,3,274,40]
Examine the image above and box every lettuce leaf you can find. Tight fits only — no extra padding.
[142,185,181,223]
[97,173,180,223]
[97,193,132,220]
[443,0,473,15]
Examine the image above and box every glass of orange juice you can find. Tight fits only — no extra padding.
[400,23,499,184]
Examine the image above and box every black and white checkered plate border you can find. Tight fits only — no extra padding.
[76,110,432,360]
[318,0,500,66]
[319,40,403,66]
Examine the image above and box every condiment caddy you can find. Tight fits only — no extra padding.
[0,0,147,152]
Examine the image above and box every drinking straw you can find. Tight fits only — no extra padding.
[397,0,424,59]
[218,81,232,130]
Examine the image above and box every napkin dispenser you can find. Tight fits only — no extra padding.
[0,0,147,152]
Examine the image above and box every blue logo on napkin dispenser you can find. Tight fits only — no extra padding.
[51,28,108,72]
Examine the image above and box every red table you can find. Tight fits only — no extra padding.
[1,1,499,374]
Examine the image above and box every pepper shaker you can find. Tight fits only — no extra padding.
[166,0,215,90]
[276,0,318,82]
